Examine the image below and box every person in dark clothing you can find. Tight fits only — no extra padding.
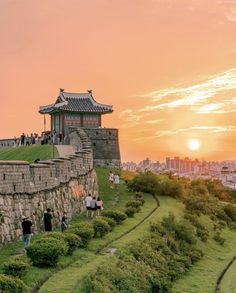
[61,212,68,232]
[43,208,53,231]
[22,216,33,250]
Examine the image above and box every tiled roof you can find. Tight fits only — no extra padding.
[39,91,113,114]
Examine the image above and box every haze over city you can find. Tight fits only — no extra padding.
[1,0,236,161]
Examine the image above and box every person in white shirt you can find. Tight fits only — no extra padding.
[96,197,103,217]
[109,171,114,189]
[114,174,120,189]
[85,194,92,217]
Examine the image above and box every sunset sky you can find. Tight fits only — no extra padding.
[1,0,236,162]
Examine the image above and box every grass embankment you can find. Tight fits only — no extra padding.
[0,145,58,163]
[220,259,236,293]
[0,168,179,292]
[39,196,184,293]
[171,218,236,293]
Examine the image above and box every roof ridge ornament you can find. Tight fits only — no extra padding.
[60,88,64,92]
[87,89,92,94]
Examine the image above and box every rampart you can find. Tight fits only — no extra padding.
[0,147,98,245]
[68,127,121,168]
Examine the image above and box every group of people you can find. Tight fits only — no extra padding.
[21,193,105,250]
[21,208,68,251]
[14,133,39,147]
[109,171,120,189]
[84,194,103,218]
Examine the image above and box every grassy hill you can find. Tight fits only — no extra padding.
[1,168,236,292]
[0,145,58,162]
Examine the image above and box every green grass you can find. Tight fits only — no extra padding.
[0,145,58,163]
[2,167,236,293]
[221,259,236,293]
[172,216,236,293]
[39,195,184,292]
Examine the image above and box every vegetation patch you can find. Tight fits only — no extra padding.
[81,213,203,292]
[3,259,29,279]
[0,274,27,293]
[27,237,68,267]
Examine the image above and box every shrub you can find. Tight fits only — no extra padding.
[27,237,68,267]
[43,231,82,254]
[224,204,236,222]
[3,259,29,279]
[136,198,145,206]
[127,172,161,196]
[126,200,142,209]
[213,232,225,245]
[64,233,82,254]
[100,217,116,229]
[125,207,138,218]
[70,222,94,247]
[196,228,209,242]
[0,274,27,293]
[135,192,144,199]
[93,219,110,237]
[102,210,127,224]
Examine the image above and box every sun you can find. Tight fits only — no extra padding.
[187,139,201,151]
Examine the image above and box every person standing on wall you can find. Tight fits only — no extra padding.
[43,208,53,231]
[21,216,33,251]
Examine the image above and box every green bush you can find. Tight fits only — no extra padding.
[102,210,127,224]
[3,259,29,279]
[135,197,145,205]
[100,217,116,229]
[125,207,138,217]
[0,274,27,293]
[224,204,236,222]
[213,232,225,245]
[184,213,209,242]
[93,219,110,237]
[27,237,68,267]
[64,233,82,254]
[135,192,144,199]
[70,222,94,247]
[42,231,82,254]
[126,200,142,209]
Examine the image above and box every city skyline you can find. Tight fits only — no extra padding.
[1,0,236,161]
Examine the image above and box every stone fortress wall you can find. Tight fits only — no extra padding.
[0,130,98,246]
[68,128,121,168]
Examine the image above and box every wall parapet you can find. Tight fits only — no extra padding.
[0,149,93,195]
[0,141,97,245]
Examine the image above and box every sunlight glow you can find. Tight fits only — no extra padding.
[188,139,201,151]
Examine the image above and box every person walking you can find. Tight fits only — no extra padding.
[43,208,53,231]
[90,197,97,218]
[85,194,92,217]
[109,171,114,189]
[61,212,68,232]
[96,197,103,217]
[21,216,33,251]
[114,174,120,189]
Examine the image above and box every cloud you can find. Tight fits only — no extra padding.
[145,119,164,124]
[119,109,143,122]
[139,68,236,113]
[155,125,236,138]
[225,8,236,22]
[195,102,236,114]
[119,109,144,127]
